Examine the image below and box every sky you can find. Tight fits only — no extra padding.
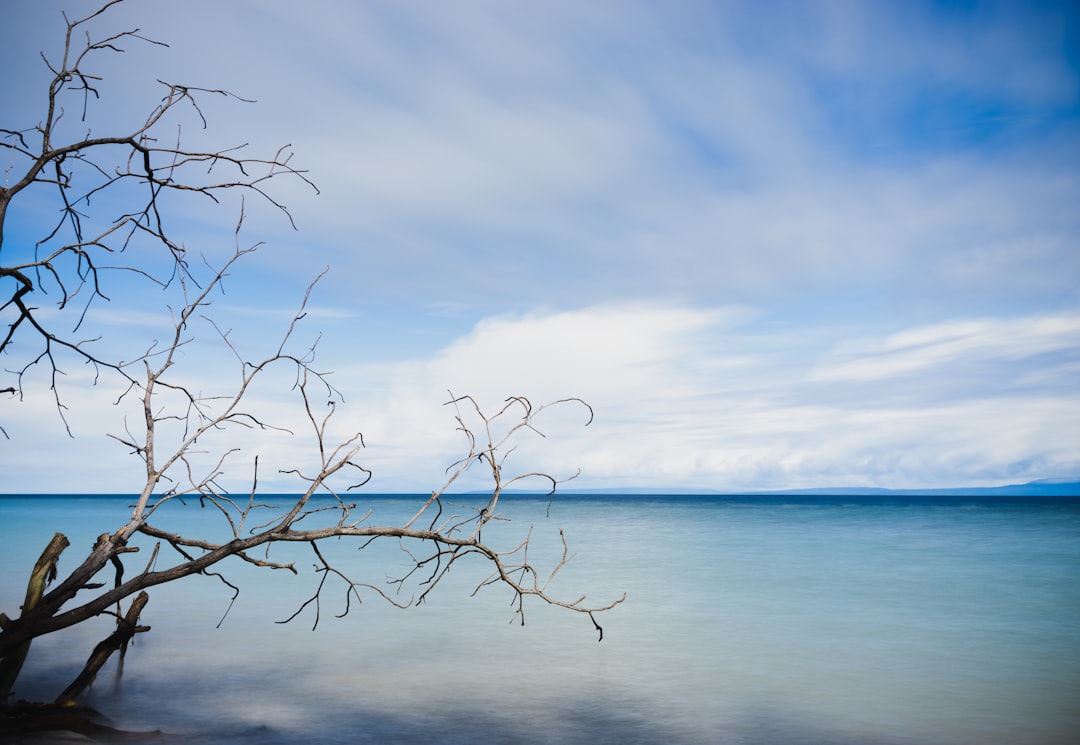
[1,0,1079,494]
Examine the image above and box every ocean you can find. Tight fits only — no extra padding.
[1,493,1078,744]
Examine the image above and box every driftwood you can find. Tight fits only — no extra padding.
[0,533,151,708]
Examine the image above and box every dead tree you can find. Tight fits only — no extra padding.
[0,1,623,707]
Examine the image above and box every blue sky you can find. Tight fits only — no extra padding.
[2,0,1078,493]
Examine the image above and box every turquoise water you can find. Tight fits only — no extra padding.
[1,494,1078,744]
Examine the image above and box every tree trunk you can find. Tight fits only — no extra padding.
[0,533,69,702]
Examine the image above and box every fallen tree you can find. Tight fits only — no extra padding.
[0,0,624,716]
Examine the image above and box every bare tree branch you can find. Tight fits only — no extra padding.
[1,2,317,425]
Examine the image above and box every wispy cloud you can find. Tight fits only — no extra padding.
[813,313,1080,383]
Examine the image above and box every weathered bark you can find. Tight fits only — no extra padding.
[0,533,69,702]
[55,592,150,707]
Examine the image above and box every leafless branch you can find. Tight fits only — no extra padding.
[0,1,623,707]
[1,1,317,427]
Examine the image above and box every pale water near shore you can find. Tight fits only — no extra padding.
[2,494,1078,744]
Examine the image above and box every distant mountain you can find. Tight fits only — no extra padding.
[551,479,1080,497]
[750,481,1080,497]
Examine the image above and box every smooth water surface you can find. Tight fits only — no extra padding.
[1,494,1078,744]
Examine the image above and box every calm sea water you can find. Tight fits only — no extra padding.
[1,494,1078,744]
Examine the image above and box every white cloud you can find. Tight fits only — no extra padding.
[4,303,1079,494]
[315,306,1080,493]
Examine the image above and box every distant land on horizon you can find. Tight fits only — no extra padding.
[551,479,1080,497]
